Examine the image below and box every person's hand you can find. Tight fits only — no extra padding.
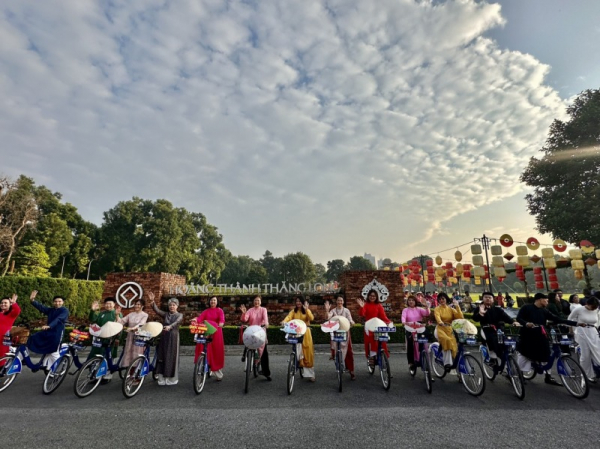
[240,304,247,314]
[578,323,588,327]
[115,305,122,315]
[526,322,534,328]
[164,325,171,332]
[147,292,155,303]
[304,301,309,309]
[479,304,487,315]
[30,290,38,302]
[41,325,50,330]
[324,301,330,313]
[356,298,365,308]
[512,321,521,327]
[452,299,459,308]
[420,298,428,307]
[91,301,99,311]
[10,294,17,304]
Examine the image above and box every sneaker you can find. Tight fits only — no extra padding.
[309,377,316,382]
[165,379,178,386]
[409,364,416,375]
[157,380,166,386]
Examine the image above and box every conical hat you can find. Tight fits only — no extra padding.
[243,325,266,350]
[365,317,386,334]
[140,322,163,338]
[452,319,477,335]
[321,320,340,333]
[330,316,351,331]
[284,319,307,336]
[98,321,123,338]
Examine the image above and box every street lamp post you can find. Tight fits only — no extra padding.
[474,234,493,294]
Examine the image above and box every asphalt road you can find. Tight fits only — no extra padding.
[2,348,599,448]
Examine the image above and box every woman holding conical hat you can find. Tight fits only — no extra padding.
[150,293,183,386]
[357,289,392,369]
[282,296,316,382]
[194,296,226,381]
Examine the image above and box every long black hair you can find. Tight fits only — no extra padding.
[293,296,307,314]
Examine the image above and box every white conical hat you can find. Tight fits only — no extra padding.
[365,317,386,334]
[452,319,478,335]
[320,320,340,333]
[284,319,307,336]
[140,322,163,338]
[330,316,351,331]
[243,325,267,350]
[98,321,123,338]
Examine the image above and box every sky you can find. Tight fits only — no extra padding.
[1,0,599,266]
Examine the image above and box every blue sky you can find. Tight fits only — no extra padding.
[1,0,598,265]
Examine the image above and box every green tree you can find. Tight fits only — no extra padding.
[314,263,326,283]
[219,255,268,285]
[280,252,316,283]
[325,259,346,281]
[346,255,377,271]
[99,197,228,282]
[14,242,51,277]
[0,175,38,275]
[37,212,73,267]
[260,250,283,284]
[521,89,600,245]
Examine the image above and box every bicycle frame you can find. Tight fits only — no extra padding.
[87,336,125,379]
[431,335,477,375]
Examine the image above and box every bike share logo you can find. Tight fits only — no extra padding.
[115,282,144,309]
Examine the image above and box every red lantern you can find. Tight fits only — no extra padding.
[426,259,433,267]
[533,267,542,274]
[548,274,558,282]
[534,274,543,282]
[427,267,434,274]
[500,234,514,247]
[463,271,471,278]
[550,282,559,290]
[498,277,506,282]
[535,281,544,289]
[445,262,453,269]
[547,268,556,275]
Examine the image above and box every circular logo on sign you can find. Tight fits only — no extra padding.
[115,282,144,309]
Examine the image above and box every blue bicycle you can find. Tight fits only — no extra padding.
[73,323,125,398]
[122,322,162,399]
[283,330,304,395]
[520,325,588,399]
[430,329,486,396]
[479,325,524,400]
[405,322,432,394]
[366,326,396,391]
[192,324,213,395]
[42,326,90,395]
[0,326,76,394]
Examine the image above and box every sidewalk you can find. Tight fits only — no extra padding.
[179,343,407,356]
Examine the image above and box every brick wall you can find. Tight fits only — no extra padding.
[102,271,405,325]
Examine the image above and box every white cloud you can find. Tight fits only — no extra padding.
[0,0,567,263]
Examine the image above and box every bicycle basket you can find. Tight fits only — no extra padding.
[456,331,477,345]
[331,330,347,342]
[9,326,30,345]
[416,334,429,344]
[285,333,303,344]
[503,336,517,348]
[134,330,153,347]
[559,334,573,346]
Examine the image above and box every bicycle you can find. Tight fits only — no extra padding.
[241,325,267,394]
[42,326,90,395]
[281,323,306,395]
[192,321,214,395]
[73,322,125,398]
[321,320,347,392]
[404,322,432,394]
[429,326,486,396]
[0,326,74,394]
[520,325,589,399]
[479,325,525,400]
[366,326,396,391]
[122,322,163,398]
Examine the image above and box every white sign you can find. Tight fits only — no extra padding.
[167,281,340,296]
[116,282,144,308]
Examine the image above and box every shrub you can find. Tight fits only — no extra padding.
[0,276,104,325]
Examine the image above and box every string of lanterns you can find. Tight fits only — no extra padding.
[398,235,600,290]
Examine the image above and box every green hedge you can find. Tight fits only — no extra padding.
[0,276,104,325]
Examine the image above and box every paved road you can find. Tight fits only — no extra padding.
[2,349,599,448]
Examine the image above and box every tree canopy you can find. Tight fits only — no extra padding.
[521,89,600,245]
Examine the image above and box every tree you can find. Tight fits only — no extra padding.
[99,197,228,282]
[521,89,600,245]
[346,255,377,271]
[14,242,51,277]
[325,259,346,281]
[260,250,283,284]
[280,252,316,284]
[219,255,268,285]
[314,263,326,283]
[0,175,38,275]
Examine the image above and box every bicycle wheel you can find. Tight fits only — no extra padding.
[43,354,71,395]
[287,352,296,395]
[0,355,18,393]
[336,349,343,393]
[507,354,525,400]
[193,354,207,395]
[429,344,446,379]
[380,351,391,391]
[74,357,103,398]
[122,356,146,399]
[421,350,432,394]
[244,352,252,394]
[481,347,497,381]
[522,368,537,380]
[558,356,589,399]
[459,354,486,397]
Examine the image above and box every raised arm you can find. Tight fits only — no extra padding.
[152,302,167,318]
